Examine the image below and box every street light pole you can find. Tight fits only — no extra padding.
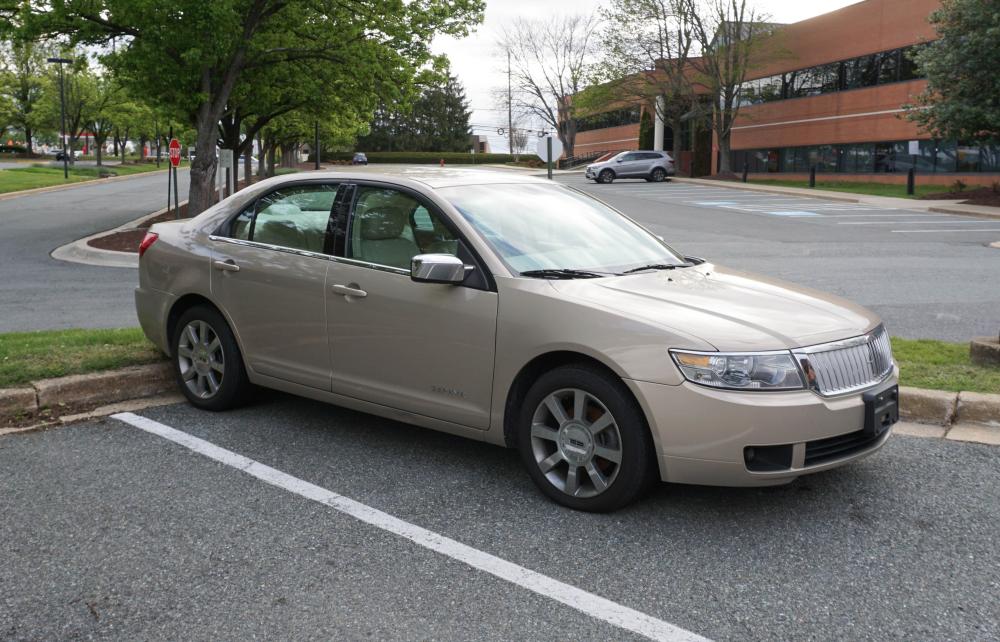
[47,57,73,179]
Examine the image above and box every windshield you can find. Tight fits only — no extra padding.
[439,183,685,275]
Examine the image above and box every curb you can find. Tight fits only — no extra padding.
[0,166,186,203]
[928,206,1000,221]
[50,200,189,269]
[672,177,861,203]
[0,362,173,423]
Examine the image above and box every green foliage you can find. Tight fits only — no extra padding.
[906,0,1000,144]
[326,151,522,164]
[357,74,471,153]
[0,143,27,153]
[638,109,654,149]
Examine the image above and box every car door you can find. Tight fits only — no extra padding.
[325,183,498,429]
[210,182,342,390]
[616,152,642,177]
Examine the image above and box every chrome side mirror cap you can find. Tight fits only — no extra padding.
[411,254,470,285]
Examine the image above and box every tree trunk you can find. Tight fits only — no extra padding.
[280,143,294,168]
[25,128,33,155]
[716,132,732,174]
[188,114,221,216]
[95,141,103,166]
[267,141,276,177]
[244,145,252,188]
[257,132,267,178]
[670,117,684,176]
[112,131,118,156]
[139,136,148,161]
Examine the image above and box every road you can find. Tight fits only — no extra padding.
[555,176,1000,342]
[0,169,189,332]
[1,397,997,640]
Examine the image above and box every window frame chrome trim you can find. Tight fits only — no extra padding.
[208,235,412,276]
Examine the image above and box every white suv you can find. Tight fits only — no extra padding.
[586,150,675,184]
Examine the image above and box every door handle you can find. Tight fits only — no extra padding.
[331,284,367,298]
[213,259,240,272]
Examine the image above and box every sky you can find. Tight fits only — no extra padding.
[432,0,861,153]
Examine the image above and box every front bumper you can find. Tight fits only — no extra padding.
[585,167,596,179]
[626,369,898,486]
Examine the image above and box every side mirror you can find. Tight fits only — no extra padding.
[411,254,470,285]
[616,158,624,163]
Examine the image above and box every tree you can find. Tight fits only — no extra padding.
[0,38,48,153]
[589,0,698,162]
[686,0,772,174]
[87,75,123,165]
[498,14,599,158]
[638,109,654,149]
[34,57,96,159]
[357,73,471,152]
[904,0,1000,144]
[13,0,485,215]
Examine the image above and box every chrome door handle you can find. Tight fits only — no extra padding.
[331,284,367,298]
[213,259,240,272]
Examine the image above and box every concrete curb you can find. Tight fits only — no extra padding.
[50,201,189,269]
[928,206,1000,220]
[0,166,186,203]
[0,362,174,424]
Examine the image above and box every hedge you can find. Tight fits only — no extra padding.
[0,144,28,154]
[323,151,528,165]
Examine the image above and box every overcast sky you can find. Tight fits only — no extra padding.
[432,0,861,152]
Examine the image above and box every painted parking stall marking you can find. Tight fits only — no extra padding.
[112,412,711,642]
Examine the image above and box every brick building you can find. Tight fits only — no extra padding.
[570,0,1000,185]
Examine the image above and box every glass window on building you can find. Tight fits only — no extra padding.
[934,140,957,173]
[844,54,879,90]
[842,143,875,173]
[915,140,937,172]
[898,44,926,81]
[873,143,897,173]
[815,145,839,172]
[956,145,981,172]
[759,76,784,102]
[877,50,900,84]
[891,142,916,172]
[981,145,1000,172]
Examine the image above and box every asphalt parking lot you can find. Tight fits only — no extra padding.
[557,176,1000,342]
[3,393,998,641]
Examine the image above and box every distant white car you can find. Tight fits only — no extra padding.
[586,150,675,184]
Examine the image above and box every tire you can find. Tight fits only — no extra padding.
[650,167,667,182]
[172,305,251,411]
[598,169,615,184]
[517,364,656,512]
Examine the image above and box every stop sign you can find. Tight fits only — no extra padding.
[168,138,181,167]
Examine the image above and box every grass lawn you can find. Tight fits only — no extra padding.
[745,179,945,199]
[0,328,164,388]
[0,162,173,195]
[891,337,1000,394]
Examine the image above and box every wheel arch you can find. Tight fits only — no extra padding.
[165,294,231,357]
[502,350,650,450]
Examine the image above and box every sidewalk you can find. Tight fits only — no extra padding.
[673,177,1000,219]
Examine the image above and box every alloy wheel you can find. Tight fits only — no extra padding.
[530,388,623,498]
[177,320,225,399]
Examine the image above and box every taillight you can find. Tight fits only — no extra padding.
[138,232,159,258]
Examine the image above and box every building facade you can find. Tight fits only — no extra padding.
[572,0,1000,184]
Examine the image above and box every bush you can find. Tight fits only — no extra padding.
[324,151,525,165]
[950,179,967,192]
[0,144,28,154]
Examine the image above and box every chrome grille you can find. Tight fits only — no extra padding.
[793,326,894,396]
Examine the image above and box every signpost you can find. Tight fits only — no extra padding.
[218,149,234,201]
[168,138,181,219]
[535,135,563,180]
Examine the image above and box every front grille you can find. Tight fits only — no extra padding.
[793,326,893,396]
[804,429,881,466]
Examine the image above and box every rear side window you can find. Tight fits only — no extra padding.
[227,183,339,254]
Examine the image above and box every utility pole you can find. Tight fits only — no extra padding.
[47,57,73,179]
[507,49,515,159]
[314,121,320,170]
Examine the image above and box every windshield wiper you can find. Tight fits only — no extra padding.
[622,263,692,274]
[519,268,607,279]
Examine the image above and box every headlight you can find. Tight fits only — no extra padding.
[670,350,805,391]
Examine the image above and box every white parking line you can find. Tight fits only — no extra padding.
[892,228,1000,233]
[112,412,710,642]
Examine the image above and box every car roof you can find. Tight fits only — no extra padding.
[288,166,552,189]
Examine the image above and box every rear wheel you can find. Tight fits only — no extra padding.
[598,169,615,184]
[172,305,251,411]
[517,365,655,512]
[650,167,667,182]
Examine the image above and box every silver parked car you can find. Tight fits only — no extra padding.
[586,150,675,184]
[135,168,898,512]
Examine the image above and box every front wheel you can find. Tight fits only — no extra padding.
[650,167,667,182]
[517,365,655,512]
[172,305,251,411]
[598,169,615,184]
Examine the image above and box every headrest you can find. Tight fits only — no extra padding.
[359,207,407,240]
[258,202,302,219]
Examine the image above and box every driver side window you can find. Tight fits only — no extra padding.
[347,187,458,270]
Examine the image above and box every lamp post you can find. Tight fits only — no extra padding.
[47,57,73,179]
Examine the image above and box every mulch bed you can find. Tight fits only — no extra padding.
[920,187,1000,207]
[87,178,253,253]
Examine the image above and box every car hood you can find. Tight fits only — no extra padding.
[549,263,880,351]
